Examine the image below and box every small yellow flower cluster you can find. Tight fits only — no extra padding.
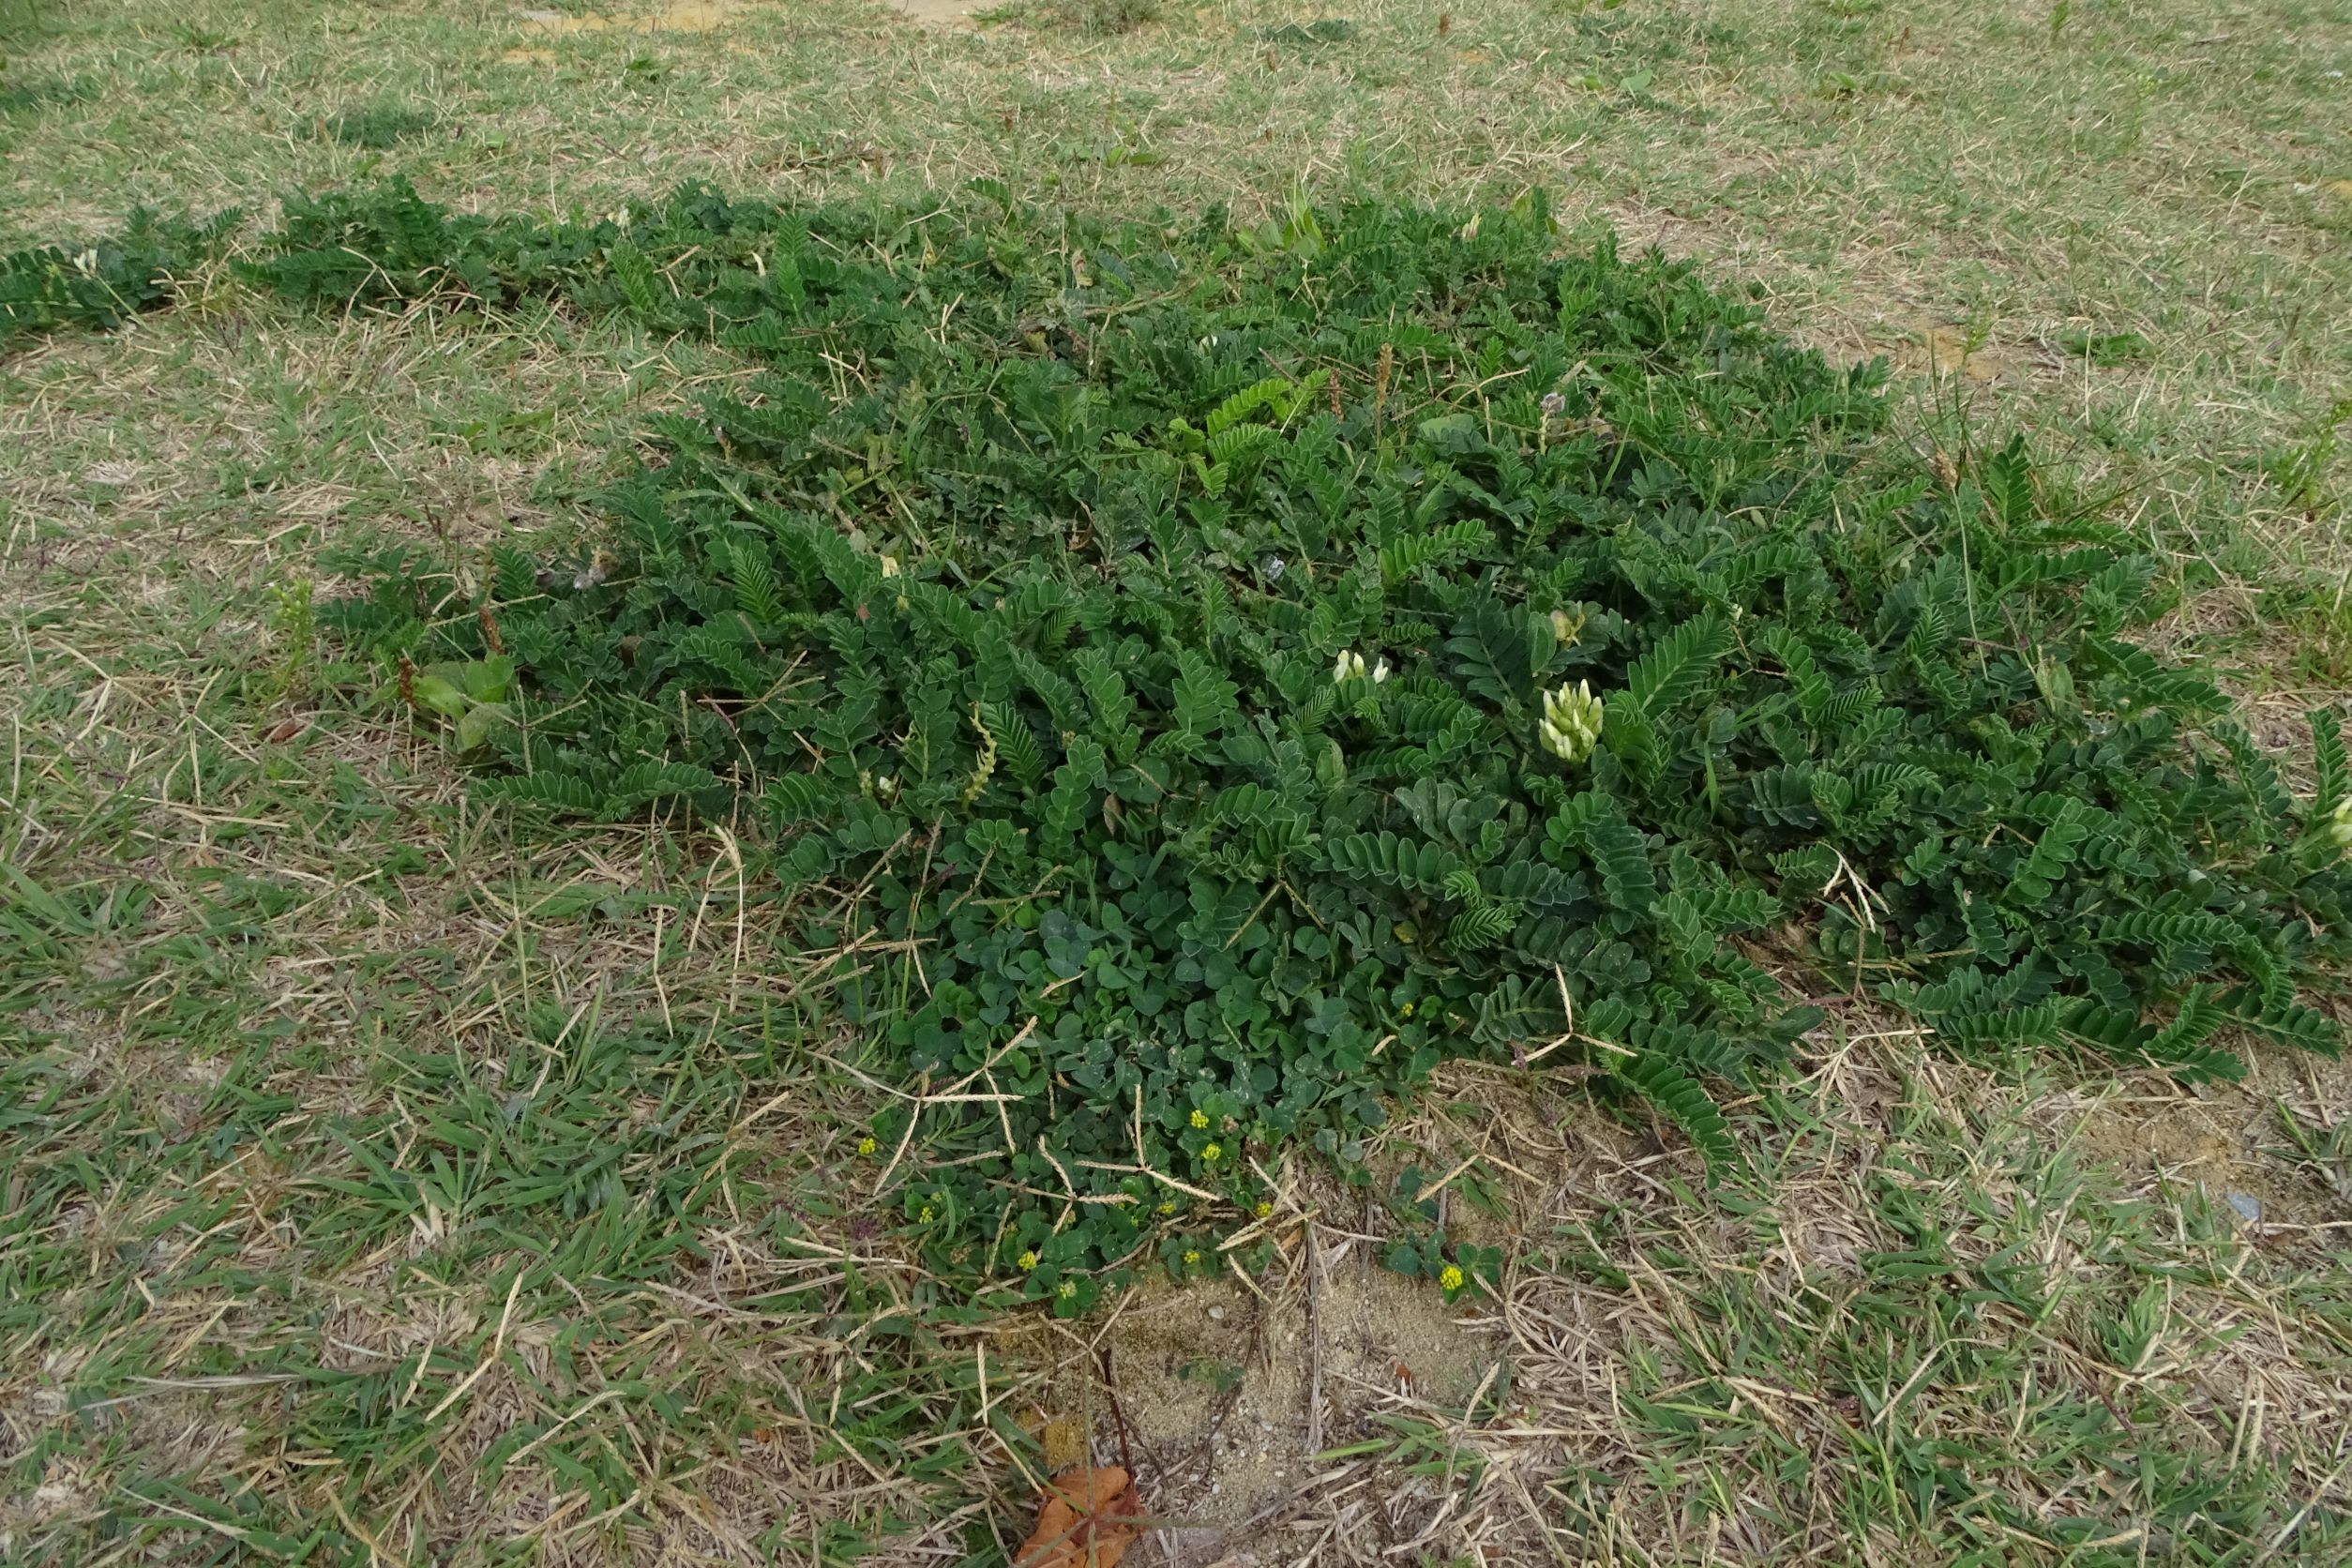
[1057,1279,1078,1300]
[1439,1264,1466,1291]
[1189,1108,1210,1129]
[1539,680,1605,763]
[1183,1248,1202,1266]
[855,1135,878,1157]
[1254,1200,1273,1218]
[1017,1250,1040,1271]
[1201,1142,1223,1162]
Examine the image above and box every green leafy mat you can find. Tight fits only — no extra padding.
[21,179,2352,1310]
[0,207,239,339]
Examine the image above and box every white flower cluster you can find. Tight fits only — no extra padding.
[1539,680,1605,763]
[1333,649,1391,686]
[2329,796,2352,850]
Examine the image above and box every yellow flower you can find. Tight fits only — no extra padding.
[1399,1001,1415,1018]
[1439,1264,1465,1291]
[917,1206,933,1224]
[1189,1108,1210,1129]
[1183,1248,1201,1265]
[1156,1200,1176,1214]
[1017,1250,1040,1271]
[856,1136,878,1156]
[1057,1279,1078,1300]
[1254,1201,1273,1218]
[1201,1142,1223,1161]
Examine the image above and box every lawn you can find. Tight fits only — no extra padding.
[4,0,2352,1563]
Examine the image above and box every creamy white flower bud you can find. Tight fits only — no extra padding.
[1538,680,1605,762]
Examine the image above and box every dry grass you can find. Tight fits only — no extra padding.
[7,0,2352,1561]
[960,1033,2352,1562]
[6,0,2344,616]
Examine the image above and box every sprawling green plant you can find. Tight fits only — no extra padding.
[0,207,238,343]
[288,181,2349,1310]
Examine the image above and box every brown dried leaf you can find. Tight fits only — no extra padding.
[1015,1466,1140,1568]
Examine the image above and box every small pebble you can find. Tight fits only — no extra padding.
[1208,1305,1226,1321]
[2226,1191,2263,1224]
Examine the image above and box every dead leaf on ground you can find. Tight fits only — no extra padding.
[1015,1466,1140,1568]
[2330,180,2352,200]
[1922,325,2026,383]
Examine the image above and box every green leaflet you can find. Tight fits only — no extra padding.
[1614,1053,1742,1178]
[246,181,2352,1288]
[2005,797,2092,905]
[1322,832,1465,897]
[1624,611,1732,718]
